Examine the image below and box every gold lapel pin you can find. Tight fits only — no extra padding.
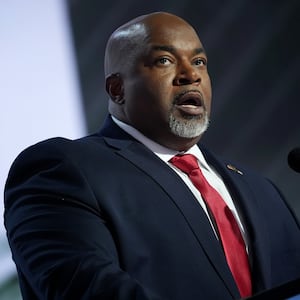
[226,164,243,175]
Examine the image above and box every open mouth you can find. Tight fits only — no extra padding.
[174,90,204,116]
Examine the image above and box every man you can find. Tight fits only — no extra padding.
[4,12,300,300]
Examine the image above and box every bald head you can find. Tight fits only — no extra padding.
[104,12,197,77]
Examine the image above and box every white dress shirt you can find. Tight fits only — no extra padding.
[111,116,248,249]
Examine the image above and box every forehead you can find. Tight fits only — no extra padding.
[144,18,203,53]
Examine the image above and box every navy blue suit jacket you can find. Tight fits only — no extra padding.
[4,116,300,299]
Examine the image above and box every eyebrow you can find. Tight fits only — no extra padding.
[151,45,206,56]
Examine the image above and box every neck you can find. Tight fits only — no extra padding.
[152,135,201,152]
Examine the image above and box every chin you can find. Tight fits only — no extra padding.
[169,114,209,138]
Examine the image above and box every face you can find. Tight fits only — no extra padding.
[108,13,212,150]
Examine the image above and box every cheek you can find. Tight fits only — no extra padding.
[203,72,212,92]
[140,75,173,105]
[202,76,212,114]
[147,71,171,89]
[151,74,175,101]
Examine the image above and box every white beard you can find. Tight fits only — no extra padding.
[169,112,209,138]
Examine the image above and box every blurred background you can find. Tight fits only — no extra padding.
[1,0,299,298]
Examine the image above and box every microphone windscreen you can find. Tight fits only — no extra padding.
[288,148,300,173]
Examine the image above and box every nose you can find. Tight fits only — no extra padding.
[173,62,201,86]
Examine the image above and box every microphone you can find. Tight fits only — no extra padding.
[288,148,300,173]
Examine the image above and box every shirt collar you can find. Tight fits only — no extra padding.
[111,115,211,172]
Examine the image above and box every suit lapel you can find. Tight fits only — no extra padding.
[202,147,271,291]
[99,117,240,298]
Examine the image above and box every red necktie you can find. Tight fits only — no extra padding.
[170,154,252,298]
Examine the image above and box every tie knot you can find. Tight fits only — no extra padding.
[170,154,199,175]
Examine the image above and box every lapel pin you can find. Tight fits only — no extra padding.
[226,164,243,175]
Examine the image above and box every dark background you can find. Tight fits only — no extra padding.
[66,0,300,218]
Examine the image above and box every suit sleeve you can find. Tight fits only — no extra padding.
[4,140,163,300]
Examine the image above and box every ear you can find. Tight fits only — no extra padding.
[105,73,124,104]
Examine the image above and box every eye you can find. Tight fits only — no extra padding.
[155,57,172,66]
[193,58,207,66]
